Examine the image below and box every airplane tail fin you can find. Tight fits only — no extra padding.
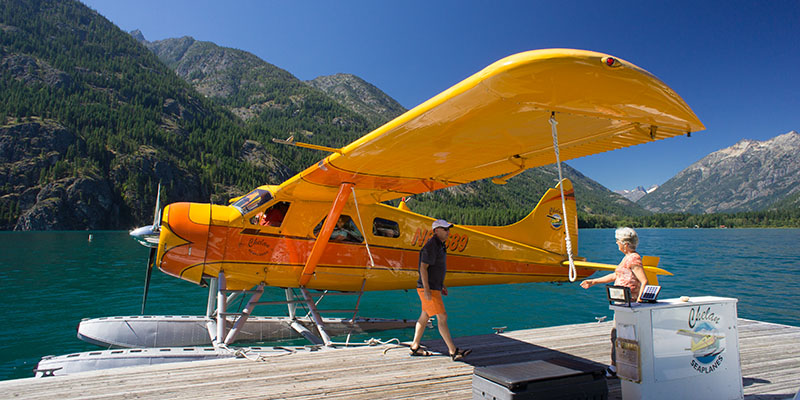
[641,256,665,285]
[465,178,578,255]
[464,178,674,283]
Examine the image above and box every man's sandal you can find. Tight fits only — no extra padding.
[409,346,432,356]
[450,347,472,361]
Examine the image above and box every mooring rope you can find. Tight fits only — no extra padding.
[549,112,577,282]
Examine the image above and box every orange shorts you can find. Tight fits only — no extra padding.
[417,288,446,316]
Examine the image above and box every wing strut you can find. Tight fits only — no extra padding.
[350,186,375,268]
[299,182,355,286]
[550,113,577,282]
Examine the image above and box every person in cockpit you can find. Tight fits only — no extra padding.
[263,202,289,227]
[330,216,362,242]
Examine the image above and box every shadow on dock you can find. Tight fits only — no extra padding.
[743,377,771,386]
[421,332,608,368]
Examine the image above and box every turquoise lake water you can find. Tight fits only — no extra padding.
[1,228,798,381]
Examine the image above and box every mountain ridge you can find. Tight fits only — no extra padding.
[638,131,800,213]
[305,73,406,125]
[615,185,658,202]
[135,32,378,177]
[5,3,790,231]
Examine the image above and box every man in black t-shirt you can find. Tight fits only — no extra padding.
[408,219,471,361]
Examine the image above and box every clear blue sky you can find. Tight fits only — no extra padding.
[81,0,799,191]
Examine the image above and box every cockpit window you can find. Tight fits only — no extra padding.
[313,215,364,243]
[249,202,290,227]
[232,189,272,215]
[373,217,400,238]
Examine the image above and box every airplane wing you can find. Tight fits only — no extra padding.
[676,329,711,339]
[275,49,704,204]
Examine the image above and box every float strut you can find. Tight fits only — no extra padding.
[205,278,218,341]
[224,283,264,345]
[286,288,297,319]
[206,278,218,318]
[301,288,333,346]
[215,271,227,346]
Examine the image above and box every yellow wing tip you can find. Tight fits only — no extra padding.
[644,266,673,276]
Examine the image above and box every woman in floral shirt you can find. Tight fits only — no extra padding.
[580,227,649,377]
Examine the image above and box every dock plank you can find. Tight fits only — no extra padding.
[1,318,797,399]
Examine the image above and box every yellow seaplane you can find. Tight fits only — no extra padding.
[676,329,725,355]
[74,49,703,357]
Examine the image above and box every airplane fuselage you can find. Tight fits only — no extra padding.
[156,184,590,291]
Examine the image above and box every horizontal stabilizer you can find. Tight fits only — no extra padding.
[563,256,671,285]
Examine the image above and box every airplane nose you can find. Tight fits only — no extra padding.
[157,202,210,285]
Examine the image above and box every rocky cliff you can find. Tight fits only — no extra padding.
[0,0,289,230]
[0,119,111,230]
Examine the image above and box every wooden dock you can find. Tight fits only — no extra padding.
[1,318,797,399]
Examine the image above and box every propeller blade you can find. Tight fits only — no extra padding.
[141,247,156,315]
[152,183,162,229]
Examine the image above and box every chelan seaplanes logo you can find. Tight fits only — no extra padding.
[676,306,726,374]
[546,208,563,230]
[247,238,271,256]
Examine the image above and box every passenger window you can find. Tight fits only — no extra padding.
[313,215,363,243]
[249,202,290,227]
[232,189,272,215]
[373,217,400,238]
